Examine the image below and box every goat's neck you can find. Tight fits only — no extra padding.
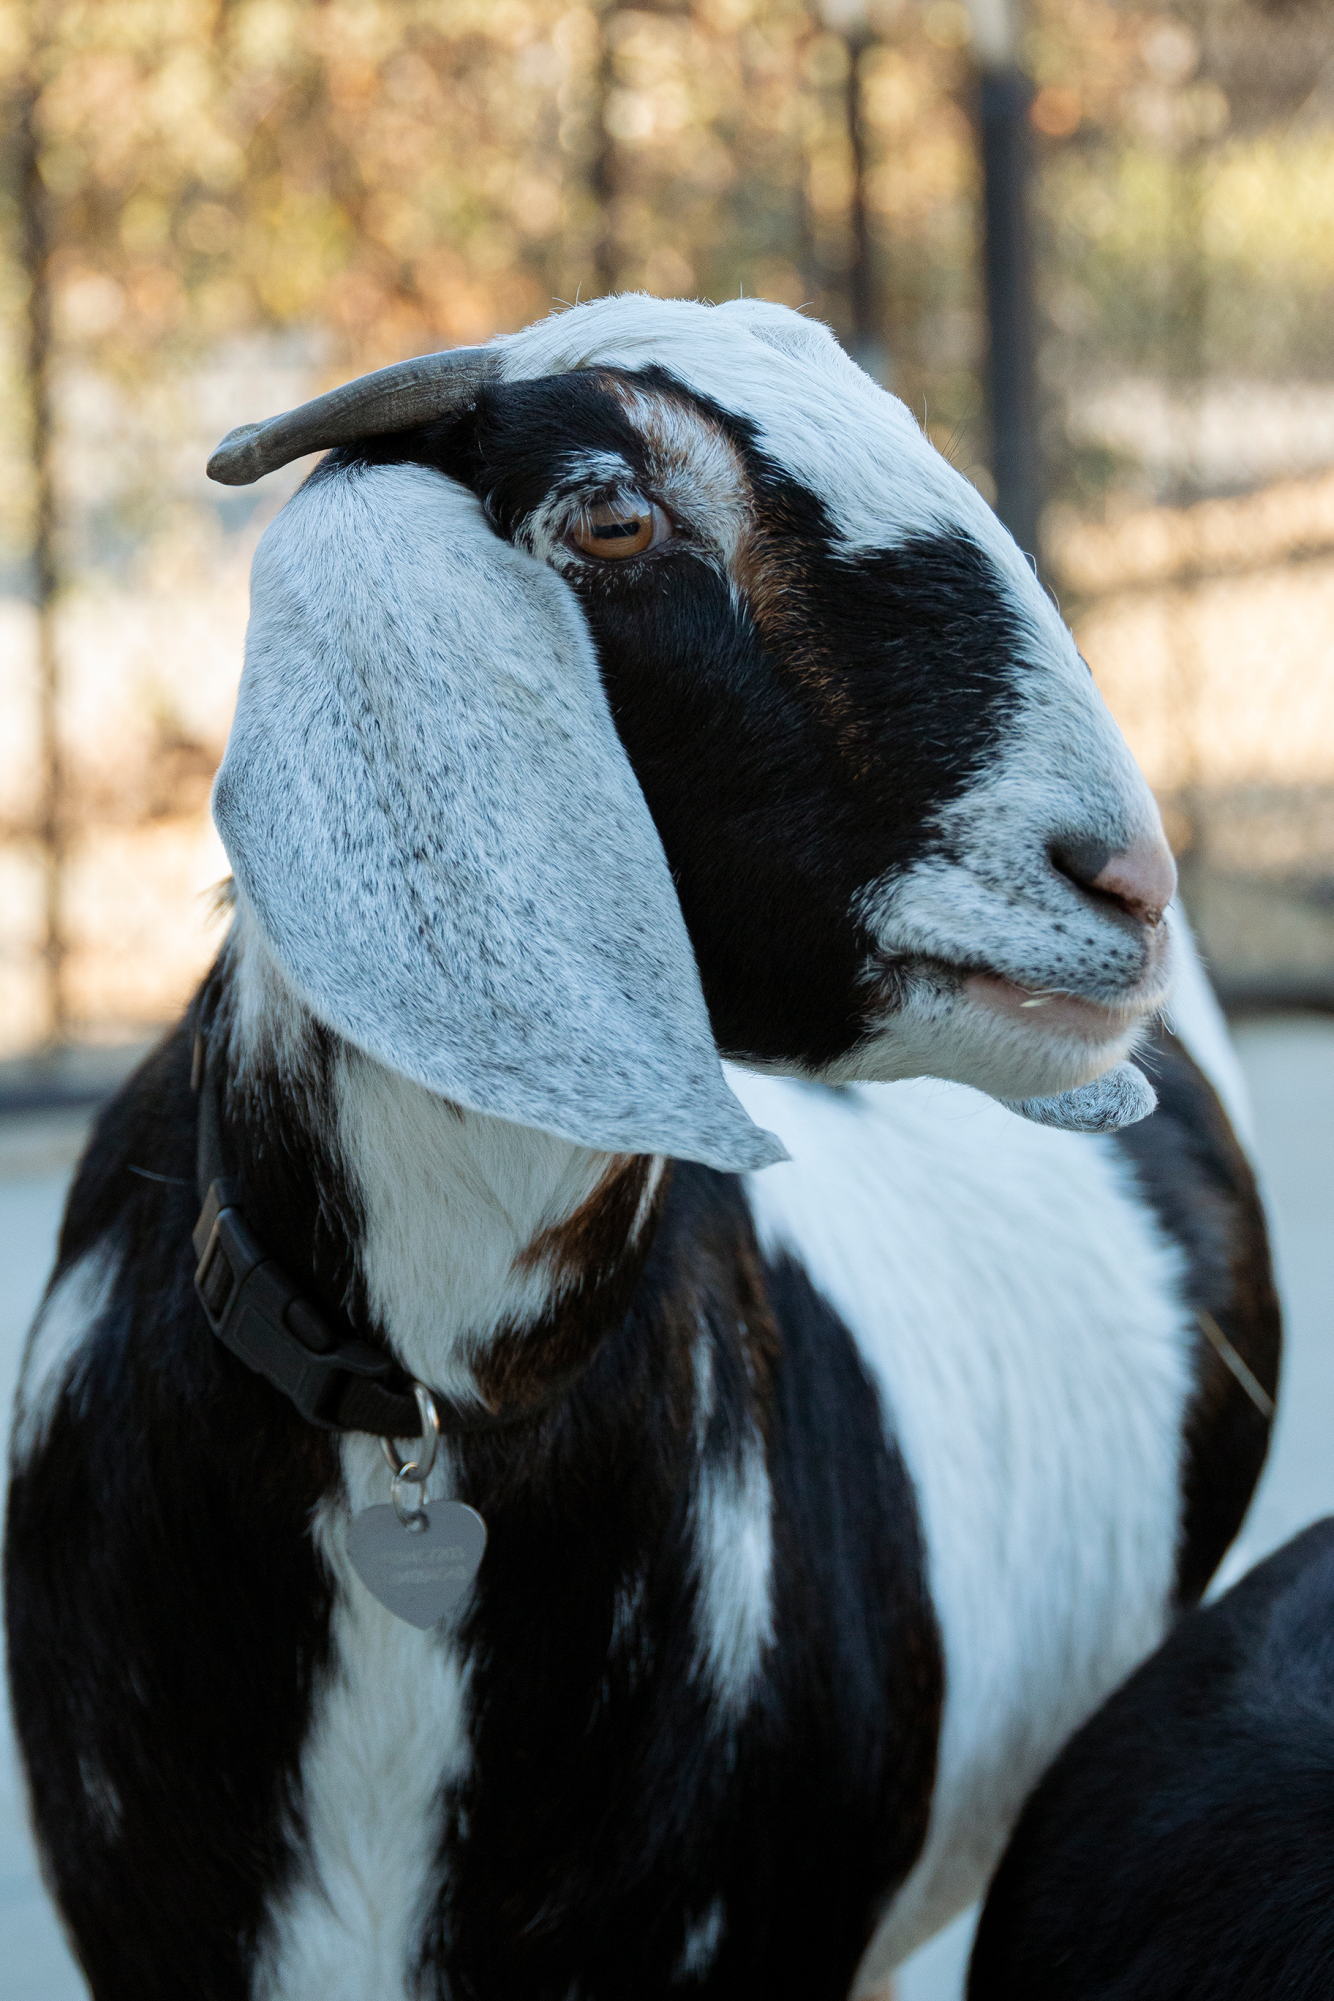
[222,911,666,1409]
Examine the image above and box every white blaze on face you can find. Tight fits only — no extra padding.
[860,645,1166,996]
[849,646,1175,1103]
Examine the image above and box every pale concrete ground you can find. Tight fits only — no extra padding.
[1,1020,1331,2001]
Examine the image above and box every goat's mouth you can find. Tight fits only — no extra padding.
[867,947,1170,1033]
[960,969,1162,1041]
[833,944,1171,1101]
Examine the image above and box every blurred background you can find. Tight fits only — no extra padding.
[2,0,1333,1082]
[1,3,1332,1998]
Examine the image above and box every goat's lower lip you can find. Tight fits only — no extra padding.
[963,971,1151,1038]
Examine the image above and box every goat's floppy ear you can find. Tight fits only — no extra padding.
[215,458,785,1171]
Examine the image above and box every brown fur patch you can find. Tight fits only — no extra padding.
[732,510,880,781]
[473,1157,670,1416]
[607,380,752,547]
[552,371,872,778]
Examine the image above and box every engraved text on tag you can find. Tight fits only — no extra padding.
[347,1500,487,1629]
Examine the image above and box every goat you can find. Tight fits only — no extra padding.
[4,296,1278,2001]
[968,1518,1334,2001]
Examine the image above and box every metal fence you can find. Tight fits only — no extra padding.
[2,0,1331,1083]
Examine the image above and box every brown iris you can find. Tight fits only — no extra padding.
[569,494,664,561]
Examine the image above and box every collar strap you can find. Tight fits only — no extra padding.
[191,1022,542,1439]
[192,1176,434,1435]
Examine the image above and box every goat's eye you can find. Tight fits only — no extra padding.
[568,495,670,561]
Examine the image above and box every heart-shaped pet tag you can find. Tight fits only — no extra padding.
[347,1500,487,1629]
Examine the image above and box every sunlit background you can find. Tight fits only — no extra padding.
[2,0,1333,1079]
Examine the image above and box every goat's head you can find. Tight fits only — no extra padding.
[209,296,1175,1169]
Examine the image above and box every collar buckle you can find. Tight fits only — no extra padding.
[193,1178,408,1432]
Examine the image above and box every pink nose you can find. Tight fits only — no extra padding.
[1053,832,1178,927]
[1091,838,1177,926]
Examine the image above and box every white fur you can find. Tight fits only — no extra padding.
[255,1437,470,2001]
[217,460,782,1174]
[334,1039,613,1403]
[229,903,656,1403]
[605,382,753,579]
[1003,1057,1158,1133]
[676,1896,727,1981]
[691,1432,776,1716]
[228,893,319,1081]
[722,1061,1198,1982]
[691,1324,715,1451]
[11,1243,119,1468]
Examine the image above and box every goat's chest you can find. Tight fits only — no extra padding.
[734,1074,1197,1980]
[257,1080,1197,2000]
[259,1366,925,2001]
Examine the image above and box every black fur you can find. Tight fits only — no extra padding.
[4,1020,336,2000]
[5,1017,942,2000]
[968,1520,1334,2001]
[345,369,1024,1069]
[1112,1019,1280,1605]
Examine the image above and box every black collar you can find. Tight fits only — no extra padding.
[190,1017,545,1440]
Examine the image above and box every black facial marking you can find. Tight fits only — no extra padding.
[586,511,1026,1067]
[346,368,1027,1069]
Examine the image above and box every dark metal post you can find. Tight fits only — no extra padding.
[979,65,1040,564]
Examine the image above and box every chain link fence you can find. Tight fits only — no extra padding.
[2,0,1331,1086]
[1036,0,1334,1005]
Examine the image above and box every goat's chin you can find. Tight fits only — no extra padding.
[819,973,1155,1103]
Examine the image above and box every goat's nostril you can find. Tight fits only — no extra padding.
[1050,835,1112,895]
[1052,832,1178,926]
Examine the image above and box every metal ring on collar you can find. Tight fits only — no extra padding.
[391,1468,430,1530]
[380,1382,441,1487]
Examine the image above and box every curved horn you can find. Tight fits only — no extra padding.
[206,345,498,486]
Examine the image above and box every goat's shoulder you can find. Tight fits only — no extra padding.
[1110,1012,1279,1604]
[11,1015,201,1475]
[6,1006,337,1999]
[61,1012,197,1262]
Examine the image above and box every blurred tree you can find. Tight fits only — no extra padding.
[8,0,1329,1050]
[14,0,64,1041]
